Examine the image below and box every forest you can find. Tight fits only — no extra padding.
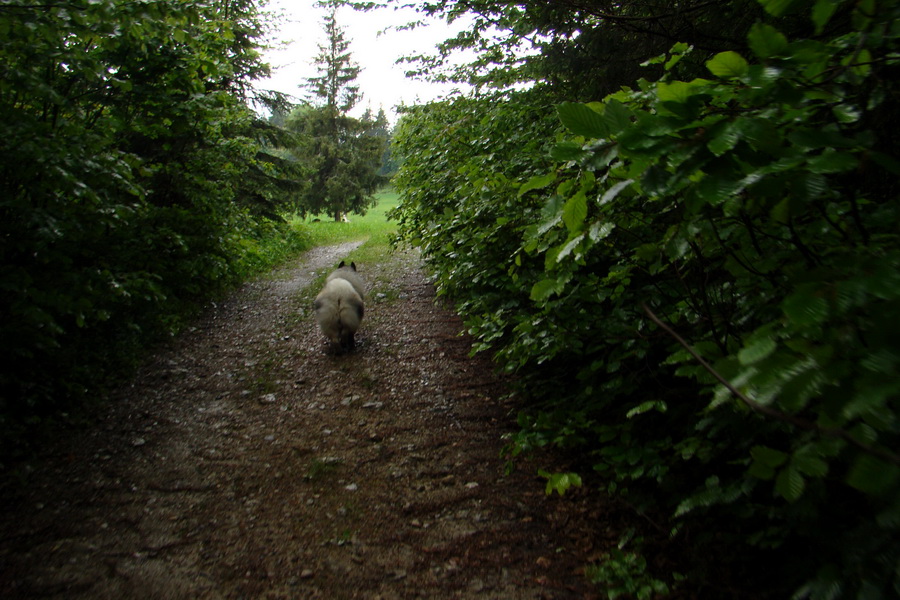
[2,0,899,598]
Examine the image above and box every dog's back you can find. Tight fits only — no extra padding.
[326,262,365,299]
[314,262,365,354]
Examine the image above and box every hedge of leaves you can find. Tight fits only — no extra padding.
[392,0,900,596]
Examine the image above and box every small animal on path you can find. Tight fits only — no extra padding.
[314,261,365,354]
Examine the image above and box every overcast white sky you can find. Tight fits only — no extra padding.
[256,0,470,123]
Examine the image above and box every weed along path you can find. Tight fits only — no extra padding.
[0,242,613,599]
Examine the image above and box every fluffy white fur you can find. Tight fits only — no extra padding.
[326,262,365,300]
[314,262,365,354]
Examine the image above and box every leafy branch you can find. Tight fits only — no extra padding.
[642,303,900,467]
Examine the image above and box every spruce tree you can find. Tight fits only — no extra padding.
[306,0,360,114]
[291,0,384,221]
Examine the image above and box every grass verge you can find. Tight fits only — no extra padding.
[285,189,400,267]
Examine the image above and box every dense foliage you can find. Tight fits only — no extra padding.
[0,0,303,446]
[391,0,900,596]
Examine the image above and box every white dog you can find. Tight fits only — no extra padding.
[314,261,365,354]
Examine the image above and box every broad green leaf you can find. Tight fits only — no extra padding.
[588,221,615,242]
[752,445,789,468]
[797,171,830,201]
[740,117,782,153]
[642,53,667,67]
[563,192,588,233]
[747,65,783,87]
[665,52,685,71]
[663,43,693,71]
[707,120,743,156]
[812,0,840,33]
[782,287,829,326]
[657,80,704,104]
[518,172,557,197]
[853,0,876,28]
[807,150,858,174]
[544,245,562,271]
[861,349,900,374]
[602,100,633,134]
[852,423,879,446]
[706,51,750,79]
[558,102,609,138]
[778,366,825,412]
[775,465,806,501]
[758,0,806,16]
[832,104,862,124]
[696,173,744,206]
[738,336,777,365]
[586,144,618,171]
[530,278,563,302]
[599,179,634,206]
[556,234,584,262]
[791,446,829,478]
[748,23,789,59]
[535,195,564,236]
[675,476,727,517]
[641,165,670,196]
[578,170,596,193]
[626,400,667,418]
[550,141,586,162]
[544,472,583,496]
[749,460,777,480]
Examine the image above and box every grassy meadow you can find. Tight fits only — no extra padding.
[287,188,401,266]
[237,188,401,281]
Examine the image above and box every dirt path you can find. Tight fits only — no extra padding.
[0,244,614,599]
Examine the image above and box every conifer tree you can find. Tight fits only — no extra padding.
[290,0,384,221]
[306,0,360,114]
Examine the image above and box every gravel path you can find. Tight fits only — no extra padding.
[0,244,614,599]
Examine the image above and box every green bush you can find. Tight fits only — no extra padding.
[393,0,900,595]
[0,0,300,445]
[391,92,563,354]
